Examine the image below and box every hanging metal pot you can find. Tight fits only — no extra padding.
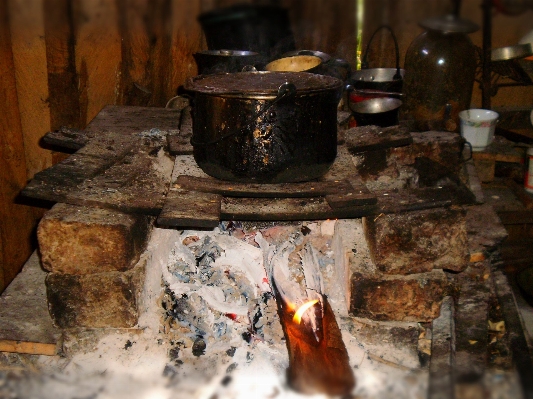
[349,25,404,96]
[349,97,403,127]
[184,71,343,183]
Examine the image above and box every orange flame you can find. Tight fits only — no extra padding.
[292,299,319,324]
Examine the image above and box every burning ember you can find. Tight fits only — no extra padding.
[292,299,319,325]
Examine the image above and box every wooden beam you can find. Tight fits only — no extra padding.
[0,0,38,293]
[8,0,53,179]
[0,340,57,356]
[73,0,122,125]
[43,0,83,130]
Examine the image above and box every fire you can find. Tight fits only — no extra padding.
[292,299,319,324]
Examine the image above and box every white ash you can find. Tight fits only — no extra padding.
[1,222,431,399]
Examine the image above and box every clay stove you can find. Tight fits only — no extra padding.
[3,103,522,399]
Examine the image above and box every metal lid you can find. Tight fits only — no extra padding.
[195,50,260,57]
[184,71,342,97]
[419,14,479,34]
[491,43,533,61]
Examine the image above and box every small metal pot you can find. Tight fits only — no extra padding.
[193,50,264,75]
[184,71,343,183]
[265,50,351,80]
[349,97,402,127]
[350,25,404,93]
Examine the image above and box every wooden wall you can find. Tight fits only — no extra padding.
[0,0,356,293]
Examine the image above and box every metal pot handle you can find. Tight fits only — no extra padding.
[190,82,297,147]
[361,25,402,81]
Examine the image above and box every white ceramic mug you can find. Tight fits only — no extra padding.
[458,109,499,151]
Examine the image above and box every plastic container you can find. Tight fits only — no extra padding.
[525,147,533,193]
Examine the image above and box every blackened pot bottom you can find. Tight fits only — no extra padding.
[194,158,336,184]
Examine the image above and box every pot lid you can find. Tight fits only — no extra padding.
[184,71,342,97]
[195,50,260,57]
[419,14,479,34]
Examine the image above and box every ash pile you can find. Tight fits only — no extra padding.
[155,220,428,399]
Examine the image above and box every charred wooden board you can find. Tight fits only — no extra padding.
[0,252,60,354]
[42,127,93,151]
[41,105,183,152]
[65,142,174,215]
[167,106,193,155]
[22,133,138,203]
[220,196,378,221]
[84,104,182,135]
[173,175,354,198]
[157,188,222,228]
[344,125,412,153]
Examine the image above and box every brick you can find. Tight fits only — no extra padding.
[46,259,145,328]
[352,131,464,188]
[38,203,152,274]
[363,207,469,275]
[404,131,465,175]
[349,270,450,322]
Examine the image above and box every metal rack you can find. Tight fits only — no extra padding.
[480,0,533,109]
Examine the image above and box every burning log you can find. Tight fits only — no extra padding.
[270,242,355,396]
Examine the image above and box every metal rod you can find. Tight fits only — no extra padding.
[481,0,493,109]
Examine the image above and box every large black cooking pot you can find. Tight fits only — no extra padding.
[198,4,295,60]
[184,72,343,183]
[193,50,265,75]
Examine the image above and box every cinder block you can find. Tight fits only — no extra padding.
[46,260,145,328]
[363,207,469,275]
[38,203,152,274]
[350,270,450,322]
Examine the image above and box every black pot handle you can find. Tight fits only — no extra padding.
[190,82,297,147]
[361,25,402,81]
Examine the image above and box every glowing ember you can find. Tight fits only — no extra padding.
[292,299,319,324]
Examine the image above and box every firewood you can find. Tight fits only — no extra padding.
[276,292,355,396]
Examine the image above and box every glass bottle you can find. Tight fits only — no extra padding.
[401,15,479,132]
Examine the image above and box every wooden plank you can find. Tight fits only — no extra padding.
[497,210,533,225]
[42,127,91,151]
[428,296,454,399]
[168,106,194,155]
[65,140,174,215]
[220,196,377,221]
[0,252,60,350]
[43,0,83,130]
[471,140,523,163]
[8,0,53,179]
[0,340,57,356]
[493,271,533,399]
[84,105,181,135]
[157,188,221,228]
[72,0,122,126]
[505,179,533,210]
[344,125,413,154]
[325,177,377,208]
[173,175,354,198]
[21,132,138,203]
[0,1,38,293]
